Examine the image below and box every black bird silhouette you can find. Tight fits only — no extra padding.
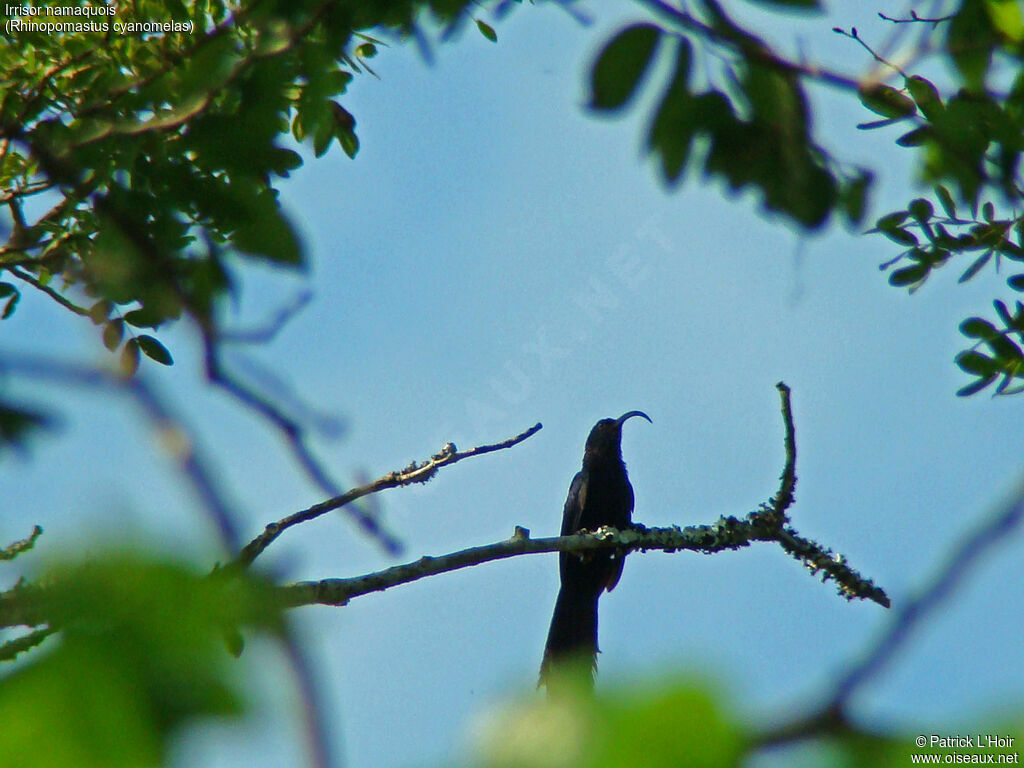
[539,411,651,688]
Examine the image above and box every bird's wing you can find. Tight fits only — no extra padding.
[560,471,586,536]
[604,480,632,593]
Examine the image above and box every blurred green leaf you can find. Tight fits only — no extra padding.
[905,75,943,120]
[858,84,916,119]
[1,290,19,319]
[961,317,998,338]
[960,251,992,282]
[882,228,919,246]
[958,374,997,396]
[840,171,872,226]
[908,198,933,223]
[957,350,997,375]
[102,319,124,351]
[877,211,909,230]
[475,675,742,768]
[948,0,995,90]
[935,186,957,219]
[896,126,931,146]
[647,40,695,184]
[986,0,1024,43]
[890,263,928,286]
[476,19,498,43]
[136,335,174,366]
[0,553,281,768]
[121,339,140,377]
[589,24,662,111]
[123,306,165,329]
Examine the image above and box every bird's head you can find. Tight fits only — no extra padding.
[583,410,651,461]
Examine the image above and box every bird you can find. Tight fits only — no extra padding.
[539,410,651,689]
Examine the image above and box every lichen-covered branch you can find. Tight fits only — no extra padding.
[235,422,545,568]
[277,383,889,611]
[1,525,42,561]
[278,515,890,611]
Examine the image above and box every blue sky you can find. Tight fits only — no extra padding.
[4,2,1024,767]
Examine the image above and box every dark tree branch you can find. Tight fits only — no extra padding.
[831,472,1024,707]
[218,290,313,344]
[278,628,334,768]
[878,11,955,27]
[772,381,797,521]
[751,471,1024,752]
[637,0,863,91]
[235,422,545,569]
[0,354,241,553]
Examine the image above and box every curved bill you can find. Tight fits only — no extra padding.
[616,410,652,426]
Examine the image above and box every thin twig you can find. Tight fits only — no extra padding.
[878,11,955,27]
[236,422,545,568]
[772,381,797,521]
[637,0,862,91]
[832,27,909,78]
[202,330,404,554]
[7,265,90,316]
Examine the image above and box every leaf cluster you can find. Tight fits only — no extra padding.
[0,550,282,768]
[0,0,494,448]
[588,7,869,230]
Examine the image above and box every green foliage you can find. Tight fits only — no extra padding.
[0,0,488,385]
[474,675,744,768]
[0,551,282,768]
[589,24,662,111]
[469,673,1023,767]
[476,19,498,43]
[577,1,1024,393]
[588,8,865,230]
[870,183,1024,395]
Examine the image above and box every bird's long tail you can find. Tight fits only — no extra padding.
[539,583,600,688]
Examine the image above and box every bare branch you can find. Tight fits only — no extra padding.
[772,381,797,521]
[278,514,889,610]
[1,525,43,561]
[236,422,545,568]
[878,11,955,27]
[832,26,909,79]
